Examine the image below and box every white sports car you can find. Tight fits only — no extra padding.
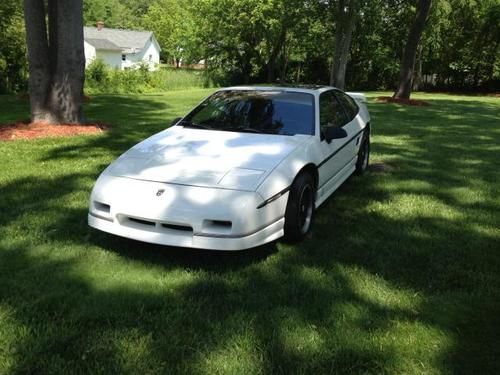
[88,86,370,250]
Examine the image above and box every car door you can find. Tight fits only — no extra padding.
[317,90,353,192]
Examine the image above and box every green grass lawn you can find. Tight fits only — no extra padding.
[0,90,499,374]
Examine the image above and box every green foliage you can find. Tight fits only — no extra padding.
[83,0,143,29]
[143,0,200,65]
[86,58,109,84]
[0,0,27,94]
[84,64,212,94]
[0,91,499,373]
[424,0,500,89]
[2,0,499,92]
[190,0,312,84]
[348,0,414,90]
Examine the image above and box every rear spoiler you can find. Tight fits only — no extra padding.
[346,92,367,104]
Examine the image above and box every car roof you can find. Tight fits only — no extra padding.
[221,84,339,94]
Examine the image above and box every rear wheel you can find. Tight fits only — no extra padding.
[284,173,315,242]
[355,129,370,175]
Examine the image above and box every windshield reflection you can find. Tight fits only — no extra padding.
[180,90,315,136]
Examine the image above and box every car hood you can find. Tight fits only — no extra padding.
[105,126,308,191]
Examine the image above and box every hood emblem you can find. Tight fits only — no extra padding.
[156,189,165,197]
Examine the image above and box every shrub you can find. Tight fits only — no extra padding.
[85,64,213,94]
[86,59,109,85]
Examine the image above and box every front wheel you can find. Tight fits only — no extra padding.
[284,173,315,242]
[355,130,370,175]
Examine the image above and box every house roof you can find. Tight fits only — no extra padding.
[85,38,122,51]
[83,26,159,54]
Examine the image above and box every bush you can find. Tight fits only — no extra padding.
[86,59,109,85]
[85,63,213,94]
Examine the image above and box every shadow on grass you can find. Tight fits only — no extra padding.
[0,94,499,373]
[38,95,180,163]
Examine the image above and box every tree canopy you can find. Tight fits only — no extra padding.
[1,0,499,95]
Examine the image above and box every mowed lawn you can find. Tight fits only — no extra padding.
[0,90,499,374]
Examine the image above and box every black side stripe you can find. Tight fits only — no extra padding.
[257,185,291,209]
[257,127,366,209]
[317,127,366,168]
[318,156,356,190]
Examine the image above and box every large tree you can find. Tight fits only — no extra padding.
[393,0,432,99]
[192,0,267,84]
[144,0,200,67]
[24,0,85,124]
[330,0,359,90]
[262,0,305,82]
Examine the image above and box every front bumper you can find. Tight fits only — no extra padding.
[88,174,288,250]
[88,213,284,250]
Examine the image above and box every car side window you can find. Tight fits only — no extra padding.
[335,91,359,122]
[319,91,348,133]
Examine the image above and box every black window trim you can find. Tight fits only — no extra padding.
[333,89,359,123]
[319,89,351,141]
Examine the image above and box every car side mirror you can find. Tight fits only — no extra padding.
[324,126,348,143]
[171,117,182,126]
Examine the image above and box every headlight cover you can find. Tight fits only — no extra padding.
[218,168,266,190]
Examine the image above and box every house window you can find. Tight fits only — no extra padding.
[121,54,126,61]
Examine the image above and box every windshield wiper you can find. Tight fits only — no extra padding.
[178,120,211,130]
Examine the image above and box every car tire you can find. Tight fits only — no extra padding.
[355,129,370,175]
[284,172,316,242]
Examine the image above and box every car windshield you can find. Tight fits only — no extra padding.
[180,90,315,136]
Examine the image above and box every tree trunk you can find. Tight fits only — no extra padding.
[242,58,251,84]
[472,63,480,88]
[393,0,432,99]
[24,0,51,122]
[412,44,423,91]
[24,0,85,124]
[280,38,289,82]
[330,0,357,90]
[267,28,286,83]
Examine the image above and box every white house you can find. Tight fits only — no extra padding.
[84,22,161,71]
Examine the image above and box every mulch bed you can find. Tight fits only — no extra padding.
[0,120,108,141]
[376,96,430,106]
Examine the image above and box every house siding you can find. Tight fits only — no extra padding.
[84,41,96,67]
[126,38,160,71]
[95,50,123,69]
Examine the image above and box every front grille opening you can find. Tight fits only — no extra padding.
[94,201,111,213]
[128,217,155,227]
[210,220,232,229]
[203,219,233,235]
[161,223,193,232]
